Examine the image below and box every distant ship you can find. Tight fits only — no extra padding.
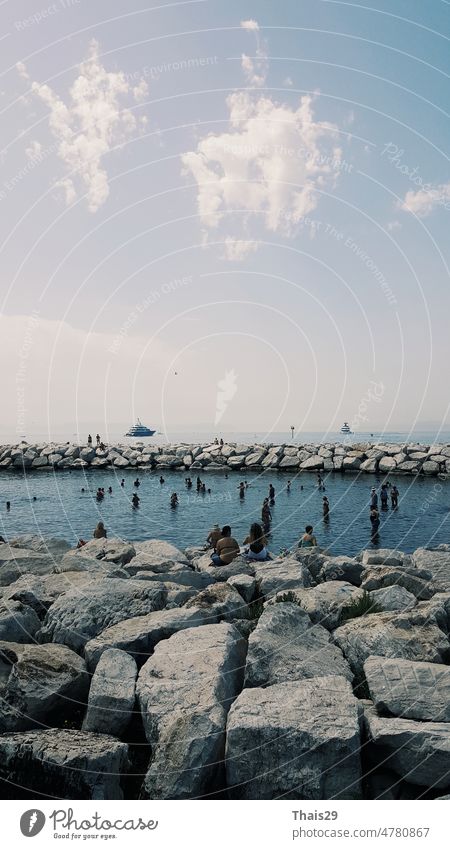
[125,419,156,437]
[340,422,352,434]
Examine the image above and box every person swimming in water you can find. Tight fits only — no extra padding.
[120,479,125,487]
[134,478,140,488]
[170,492,179,507]
[132,493,140,508]
[159,476,165,484]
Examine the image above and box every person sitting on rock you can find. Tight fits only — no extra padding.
[207,523,222,550]
[211,526,240,566]
[299,525,317,547]
[93,521,107,539]
[243,522,269,561]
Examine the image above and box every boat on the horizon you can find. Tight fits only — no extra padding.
[125,419,156,437]
[340,422,353,434]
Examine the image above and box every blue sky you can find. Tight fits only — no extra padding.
[0,0,449,437]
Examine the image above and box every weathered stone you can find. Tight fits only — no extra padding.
[364,656,450,722]
[0,729,128,799]
[361,564,435,600]
[131,539,188,569]
[245,450,267,466]
[185,582,249,622]
[362,549,404,568]
[84,606,213,670]
[422,461,439,475]
[38,579,166,652]
[226,676,362,799]
[194,554,255,581]
[363,703,450,790]
[0,641,89,732]
[360,458,378,472]
[8,536,70,559]
[319,556,364,586]
[378,456,397,473]
[278,455,300,468]
[412,548,450,592]
[82,648,137,736]
[245,603,351,687]
[301,455,324,470]
[369,585,417,612]
[0,546,58,587]
[227,574,257,603]
[342,455,361,471]
[290,582,363,630]
[138,623,246,799]
[334,610,449,679]
[254,557,313,598]
[59,538,136,573]
[0,600,41,643]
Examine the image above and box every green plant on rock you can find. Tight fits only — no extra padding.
[274,591,302,606]
[339,591,381,624]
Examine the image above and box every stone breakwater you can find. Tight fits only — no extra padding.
[0,534,450,800]
[1,440,450,476]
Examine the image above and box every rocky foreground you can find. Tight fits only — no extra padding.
[0,535,450,800]
[1,440,450,476]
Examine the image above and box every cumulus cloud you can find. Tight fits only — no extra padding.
[223,237,259,261]
[240,17,268,87]
[21,40,147,212]
[182,91,342,244]
[400,183,450,218]
[16,61,29,80]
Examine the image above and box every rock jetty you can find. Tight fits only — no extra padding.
[1,440,450,476]
[0,534,449,799]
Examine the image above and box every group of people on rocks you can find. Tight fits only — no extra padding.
[208,522,270,565]
[87,434,106,451]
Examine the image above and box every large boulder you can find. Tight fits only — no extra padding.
[0,600,41,642]
[244,603,352,687]
[37,579,167,652]
[225,676,362,799]
[0,546,57,587]
[1,571,105,618]
[412,548,450,592]
[369,585,417,612]
[300,455,324,470]
[361,549,404,568]
[254,557,313,598]
[0,641,89,732]
[227,574,257,603]
[361,565,436,600]
[184,583,249,622]
[8,536,70,559]
[333,609,449,680]
[319,556,364,586]
[289,582,364,630]
[364,656,450,722]
[363,703,450,790]
[60,538,136,572]
[131,539,189,569]
[0,729,128,799]
[82,648,137,736]
[137,623,246,799]
[194,554,255,582]
[84,606,213,670]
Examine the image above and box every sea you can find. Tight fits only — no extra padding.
[1,429,449,557]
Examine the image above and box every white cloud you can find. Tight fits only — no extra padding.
[25,140,42,160]
[400,182,450,218]
[182,91,341,245]
[240,19,259,31]
[223,237,259,261]
[283,76,294,87]
[21,40,148,212]
[387,219,401,232]
[16,61,29,81]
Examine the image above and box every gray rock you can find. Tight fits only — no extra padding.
[364,655,450,722]
[301,455,324,470]
[363,702,450,789]
[0,641,89,732]
[0,729,128,799]
[131,539,189,568]
[290,582,364,630]
[422,461,439,475]
[254,557,313,598]
[342,455,361,471]
[0,600,41,642]
[362,549,404,568]
[0,546,58,587]
[84,606,213,670]
[412,548,450,592]
[333,610,449,679]
[227,574,257,603]
[8,535,70,559]
[361,565,436,600]
[378,456,397,472]
[245,603,352,687]
[369,585,417,612]
[194,554,255,581]
[38,579,167,652]
[226,676,362,799]
[184,582,249,622]
[319,556,364,586]
[138,623,246,799]
[82,648,137,736]
[60,538,136,571]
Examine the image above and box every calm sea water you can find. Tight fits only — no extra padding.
[1,466,449,557]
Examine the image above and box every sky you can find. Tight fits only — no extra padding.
[0,0,449,440]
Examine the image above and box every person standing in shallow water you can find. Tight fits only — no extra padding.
[370,506,380,540]
[322,496,330,519]
[370,487,378,509]
[261,498,272,534]
[380,484,389,509]
[391,485,399,508]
